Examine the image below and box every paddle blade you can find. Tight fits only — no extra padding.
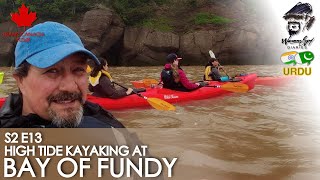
[209,50,216,58]
[221,82,249,93]
[143,79,159,87]
[0,72,4,84]
[147,98,176,111]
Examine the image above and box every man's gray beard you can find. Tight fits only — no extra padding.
[48,106,83,128]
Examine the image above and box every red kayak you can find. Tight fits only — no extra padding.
[0,74,256,110]
[255,76,295,86]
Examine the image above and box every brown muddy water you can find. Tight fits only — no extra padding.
[1,65,320,179]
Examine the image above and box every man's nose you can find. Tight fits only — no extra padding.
[59,73,78,91]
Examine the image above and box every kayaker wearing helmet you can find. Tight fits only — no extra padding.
[88,59,133,98]
[0,22,124,128]
[204,58,228,81]
[160,53,205,92]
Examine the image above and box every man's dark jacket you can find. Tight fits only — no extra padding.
[0,93,125,128]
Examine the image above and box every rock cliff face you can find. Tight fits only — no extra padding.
[80,8,124,59]
[0,22,17,66]
[109,26,264,66]
[0,3,277,66]
[120,28,180,65]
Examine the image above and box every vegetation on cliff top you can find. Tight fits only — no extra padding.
[0,0,235,32]
[194,12,233,25]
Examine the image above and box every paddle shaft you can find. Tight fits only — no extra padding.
[218,63,230,78]
[206,85,222,88]
[113,81,144,98]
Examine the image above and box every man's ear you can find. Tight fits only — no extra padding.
[13,74,26,94]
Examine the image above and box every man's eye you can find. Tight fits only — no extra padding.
[73,67,86,74]
[74,67,85,72]
[45,69,58,74]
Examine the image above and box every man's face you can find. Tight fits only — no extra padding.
[14,54,88,127]
[287,21,301,36]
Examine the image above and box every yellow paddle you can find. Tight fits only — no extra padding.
[113,81,176,111]
[140,79,249,93]
[206,82,249,93]
[0,72,4,84]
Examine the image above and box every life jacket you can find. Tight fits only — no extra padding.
[89,70,113,87]
[161,68,183,90]
[204,66,213,80]
[204,66,221,81]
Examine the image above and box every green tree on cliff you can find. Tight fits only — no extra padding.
[0,0,93,21]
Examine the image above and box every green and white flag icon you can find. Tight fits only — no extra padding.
[295,51,314,65]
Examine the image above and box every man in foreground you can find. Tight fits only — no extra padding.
[0,21,124,128]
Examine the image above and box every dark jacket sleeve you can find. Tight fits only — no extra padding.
[88,84,94,92]
[99,76,128,99]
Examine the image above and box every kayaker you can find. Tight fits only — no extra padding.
[204,58,227,81]
[160,53,205,91]
[88,59,133,98]
[0,22,125,128]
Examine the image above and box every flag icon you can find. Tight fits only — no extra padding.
[280,51,298,65]
[295,51,314,65]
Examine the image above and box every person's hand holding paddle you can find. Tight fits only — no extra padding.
[218,65,225,72]
[126,88,134,95]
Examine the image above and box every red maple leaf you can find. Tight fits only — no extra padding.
[10,4,37,27]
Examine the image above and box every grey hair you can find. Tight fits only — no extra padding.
[13,61,31,78]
